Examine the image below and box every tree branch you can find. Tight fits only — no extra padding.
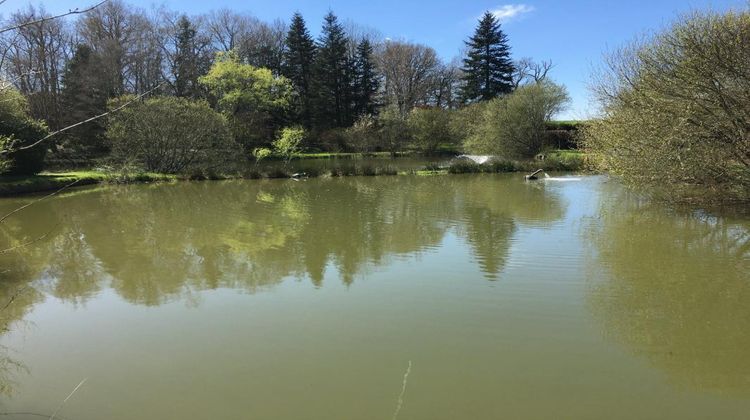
[0,1,110,34]
[0,179,79,225]
[3,82,163,153]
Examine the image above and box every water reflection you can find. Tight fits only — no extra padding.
[0,175,565,309]
[587,187,750,395]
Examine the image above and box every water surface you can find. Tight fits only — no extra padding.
[0,175,748,419]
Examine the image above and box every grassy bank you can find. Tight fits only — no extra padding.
[0,171,177,196]
[0,151,588,196]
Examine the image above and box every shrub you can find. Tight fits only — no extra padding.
[344,114,380,153]
[464,82,570,158]
[273,126,306,163]
[107,96,237,174]
[448,161,483,174]
[408,107,456,154]
[379,106,411,154]
[252,147,272,164]
[316,128,348,152]
[0,88,48,175]
[583,10,750,202]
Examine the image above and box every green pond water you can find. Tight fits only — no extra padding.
[0,174,748,419]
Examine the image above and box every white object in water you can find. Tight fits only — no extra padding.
[544,176,582,182]
[457,155,494,164]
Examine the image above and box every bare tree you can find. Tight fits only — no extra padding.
[203,9,256,52]
[377,40,439,116]
[239,18,287,74]
[430,59,462,109]
[512,57,554,88]
[1,5,73,126]
[158,10,213,97]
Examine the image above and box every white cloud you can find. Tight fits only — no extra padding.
[488,4,535,23]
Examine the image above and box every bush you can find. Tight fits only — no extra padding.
[107,96,237,174]
[0,88,48,175]
[316,128,348,152]
[448,161,483,174]
[408,107,456,154]
[273,126,306,163]
[379,106,411,154]
[344,115,380,153]
[583,10,750,202]
[464,82,570,158]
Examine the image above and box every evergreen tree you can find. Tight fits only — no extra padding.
[282,13,316,127]
[313,11,354,128]
[352,38,379,118]
[173,15,207,99]
[461,11,514,102]
[59,44,110,159]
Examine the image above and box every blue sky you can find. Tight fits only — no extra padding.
[20,0,750,118]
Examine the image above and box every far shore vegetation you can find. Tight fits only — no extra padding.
[0,2,747,205]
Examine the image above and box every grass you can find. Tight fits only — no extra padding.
[0,170,176,196]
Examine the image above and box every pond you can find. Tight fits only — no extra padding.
[0,174,748,419]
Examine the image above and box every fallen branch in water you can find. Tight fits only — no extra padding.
[392,360,412,420]
[49,378,88,420]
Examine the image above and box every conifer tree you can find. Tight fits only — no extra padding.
[173,15,208,99]
[283,13,316,127]
[313,11,354,128]
[352,38,379,118]
[461,11,514,102]
[59,44,110,158]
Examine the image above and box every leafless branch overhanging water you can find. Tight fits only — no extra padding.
[0,1,110,34]
[6,83,164,153]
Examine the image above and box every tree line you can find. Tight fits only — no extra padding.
[0,2,568,174]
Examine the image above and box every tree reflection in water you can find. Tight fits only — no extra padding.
[586,187,750,395]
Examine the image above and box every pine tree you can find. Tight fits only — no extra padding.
[173,15,206,99]
[59,44,109,159]
[461,11,514,102]
[282,13,316,127]
[313,11,354,128]
[352,39,379,118]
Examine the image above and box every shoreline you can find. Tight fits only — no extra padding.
[0,152,588,197]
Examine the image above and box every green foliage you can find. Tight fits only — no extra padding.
[352,39,379,118]
[408,107,456,154]
[0,88,48,175]
[583,10,750,203]
[107,96,237,173]
[252,147,273,163]
[273,126,306,162]
[545,120,586,131]
[313,12,354,128]
[461,11,515,102]
[173,15,210,99]
[58,44,110,160]
[283,13,317,127]
[199,51,294,149]
[378,106,411,154]
[464,82,570,158]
